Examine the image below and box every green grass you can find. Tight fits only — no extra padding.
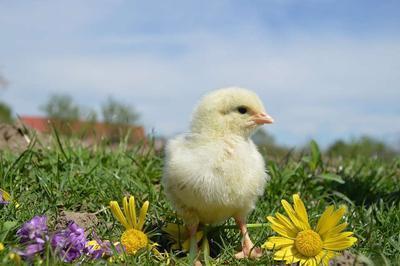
[0,136,399,265]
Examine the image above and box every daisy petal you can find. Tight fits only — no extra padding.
[322,222,348,240]
[269,219,298,239]
[123,197,133,228]
[285,247,305,264]
[315,250,335,265]
[274,246,295,261]
[267,216,298,236]
[293,194,310,228]
[324,231,354,244]
[128,196,137,229]
[303,258,317,266]
[316,206,334,234]
[109,201,130,229]
[318,206,347,236]
[323,237,357,250]
[276,213,299,233]
[262,236,294,250]
[281,200,308,231]
[322,250,336,265]
[137,200,149,231]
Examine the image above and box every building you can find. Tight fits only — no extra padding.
[19,116,146,144]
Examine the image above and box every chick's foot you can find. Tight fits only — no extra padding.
[234,246,263,259]
[234,217,263,259]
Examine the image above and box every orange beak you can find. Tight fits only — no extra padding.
[251,112,274,125]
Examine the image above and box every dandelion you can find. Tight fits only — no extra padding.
[109,195,150,255]
[0,242,4,252]
[262,194,357,266]
[163,223,203,252]
[51,221,87,262]
[16,216,49,258]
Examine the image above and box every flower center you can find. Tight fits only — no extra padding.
[295,229,323,257]
[121,229,148,254]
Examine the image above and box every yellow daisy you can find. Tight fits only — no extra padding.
[109,196,150,255]
[262,194,357,266]
[163,223,203,252]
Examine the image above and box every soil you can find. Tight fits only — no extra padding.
[56,210,99,236]
[0,123,30,153]
[332,251,369,266]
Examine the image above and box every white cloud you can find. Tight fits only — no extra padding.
[1,1,399,146]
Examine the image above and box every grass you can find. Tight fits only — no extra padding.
[0,135,399,265]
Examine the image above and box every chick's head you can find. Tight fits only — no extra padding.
[190,87,273,138]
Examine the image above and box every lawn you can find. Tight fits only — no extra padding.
[1,136,399,265]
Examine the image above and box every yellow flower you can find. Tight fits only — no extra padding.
[0,188,19,208]
[163,223,203,252]
[86,240,102,251]
[262,194,357,266]
[8,252,21,265]
[109,196,150,254]
[0,242,4,252]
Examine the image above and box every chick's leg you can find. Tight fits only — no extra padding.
[187,224,199,261]
[234,217,263,259]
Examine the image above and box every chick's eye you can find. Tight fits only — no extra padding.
[237,106,248,114]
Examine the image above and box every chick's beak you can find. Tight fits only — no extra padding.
[251,112,274,124]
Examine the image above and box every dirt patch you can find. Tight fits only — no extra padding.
[332,251,370,266]
[0,123,30,153]
[56,211,99,236]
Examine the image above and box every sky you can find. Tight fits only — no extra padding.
[0,0,399,148]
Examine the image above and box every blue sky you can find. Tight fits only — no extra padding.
[0,0,399,147]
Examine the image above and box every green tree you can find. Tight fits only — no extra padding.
[0,72,12,123]
[40,94,81,121]
[251,128,290,159]
[101,97,139,125]
[326,136,397,159]
[252,128,276,146]
[0,101,12,123]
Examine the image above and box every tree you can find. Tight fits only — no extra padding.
[0,71,12,123]
[0,102,12,123]
[251,128,290,159]
[101,97,139,125]
[326,136,397,159]
[251,128,276,146]
[40,94,81,121]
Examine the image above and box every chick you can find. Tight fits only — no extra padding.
[162,87,274,259]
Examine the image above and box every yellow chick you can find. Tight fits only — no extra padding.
[162,87,274,259]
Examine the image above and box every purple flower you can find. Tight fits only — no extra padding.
[17,244,45,258]
[51,221,87,262]
[16,216,49,258]
[17,216,48,244]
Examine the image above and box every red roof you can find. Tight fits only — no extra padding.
[19,116,146,143]
[20,116,50,132]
